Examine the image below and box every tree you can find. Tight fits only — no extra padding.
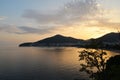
[79,49,108,80]
[103,55,120,80]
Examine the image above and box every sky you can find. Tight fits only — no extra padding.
[0,0,120,46]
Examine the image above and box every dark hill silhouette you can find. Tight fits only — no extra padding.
[19,34,85,47]
[85,32,120,49]
[19,42,33,47]
[87,32,120,43]
[35,34,83,43]
[19,32,120,49]
[96,32,120,43]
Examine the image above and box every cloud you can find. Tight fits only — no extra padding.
[22,0,100,26]
[0,16,7,20]
[21,0,119,35]
[97,20,120,29]
[1,0,119,35]
[0,24,53,34]
[18,26,53,34]
[87,18,120,29]
[0,24,22,34]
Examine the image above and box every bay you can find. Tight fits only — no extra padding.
[0,46,119,80]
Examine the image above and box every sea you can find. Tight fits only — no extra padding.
[0,46,119,80]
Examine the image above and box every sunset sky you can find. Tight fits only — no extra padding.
[0,0,120,46]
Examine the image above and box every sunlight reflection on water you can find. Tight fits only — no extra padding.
[0,46,119,80]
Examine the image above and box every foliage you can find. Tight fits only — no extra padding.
[79,49,108,80]
[79,49,120,80]
[103,55,120,80]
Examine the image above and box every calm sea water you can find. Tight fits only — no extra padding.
[0,46,119,80]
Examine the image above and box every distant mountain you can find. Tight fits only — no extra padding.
[19,34,85,47]
[85,32,120,49]
[19,32,120,49]
[95,32,120,43]
[87,32,120,43]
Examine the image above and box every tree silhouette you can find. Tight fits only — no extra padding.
[79,49,108,80]
[103,55,120,80]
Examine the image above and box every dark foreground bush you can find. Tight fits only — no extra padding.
[79,49,120,80]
